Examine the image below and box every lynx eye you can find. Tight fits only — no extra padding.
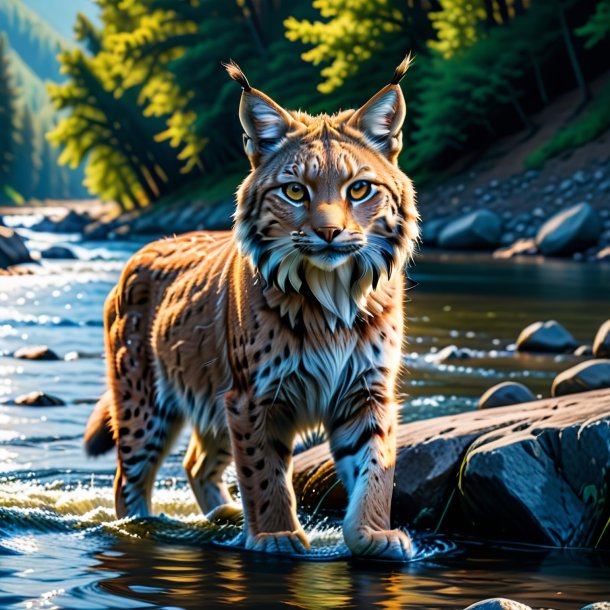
[281,183,308,205]
[347,180,373,203]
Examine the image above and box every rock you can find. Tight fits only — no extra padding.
[293,389,610,546]
[593,320,610,357]
[0,226,32,269]
[463,600,532,610]
[574,344,593,357]
[493,239,538,259]
[430,345,475,363]
[437,210,503,250]
[13,345,60,361]
[31,209,91,234]
[478,382,536,409]
[13,391,65,407]
[552,360,610,397]
[421,218,450,246]
[572,170,587,185]
[40,245,77,260]
[559,178,573,191]
[203,200,234,231]
[581,604,610,610]
[516,320,578,353]
[535,203,602,256]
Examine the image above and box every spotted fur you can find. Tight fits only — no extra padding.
[85,56,419,559]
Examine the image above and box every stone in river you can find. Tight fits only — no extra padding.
[535,203,602,256]
[463,599,532,610]
[593,320,610,357]
[551,360,610,397]
[574,344,593,357]
[293,389,610,547]
[40,245,78,260]
[581,604,610,610]
[13,345,60,361]
[437,210,503,250]
[478,382,536,409]
[421,217,450,246]
[14,391,65,406]
[0,226,32,269]
[516,320,578,353]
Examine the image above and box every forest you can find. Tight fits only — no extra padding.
[0,0,609,210]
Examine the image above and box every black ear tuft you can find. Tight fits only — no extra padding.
[391,52,414,86]
[223,59,252,92]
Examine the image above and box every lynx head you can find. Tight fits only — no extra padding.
[226,56,419,326]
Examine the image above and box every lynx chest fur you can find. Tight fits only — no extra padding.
[86,56,419,560]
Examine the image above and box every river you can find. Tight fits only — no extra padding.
[1,218,609,609]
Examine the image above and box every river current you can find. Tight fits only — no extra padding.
[1,217,609,609]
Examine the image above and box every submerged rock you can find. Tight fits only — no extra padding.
[574,344,594,357]
[293,389,610,547]
[13,391,65,407]
[478,382,536,409]
[13,345,60,361]
[493,238,538,259]
[0,226,32,269]
[430,345,475,363]
[552,360,610,396]
[593,320,610,357]
[463,599,532,610]
[535,203,602,256]
[516,320,578,353]
[437,210,503,250]
[40,245,78,260]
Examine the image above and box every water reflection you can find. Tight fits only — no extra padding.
[85,539,610,610]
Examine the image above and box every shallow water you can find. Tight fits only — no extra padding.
[1,227,610,609]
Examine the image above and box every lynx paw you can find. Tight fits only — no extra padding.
[345,528,414,561]
[246,530,310,555]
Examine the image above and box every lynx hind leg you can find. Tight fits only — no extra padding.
[107,272,182,519]
[184,428,234,515]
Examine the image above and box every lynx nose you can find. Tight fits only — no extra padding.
[314,226,343,243]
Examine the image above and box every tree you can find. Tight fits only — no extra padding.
[285,0,436,93]
[577,0,610,48]
[428,0,486,59]
[0,35,15,201]
[10,105,41,199]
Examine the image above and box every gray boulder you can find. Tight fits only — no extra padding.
[535,203,602,256]
[13,345,60,361]
[293,389,610,546]
[463,600,532,610]
[593,320,610,358]
[516,320,578,353]
[552,360,610,397]
[478,382,536,409]
[438,210,503,250]
[13,391,65,406]
[0,226,32,269]
[40,245,77,260]
[421,217,450,246]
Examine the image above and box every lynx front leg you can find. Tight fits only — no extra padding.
[225,392,309,554]
[328,391,413,561]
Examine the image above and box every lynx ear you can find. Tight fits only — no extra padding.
[347,54,413,164]
[224,60,292,168]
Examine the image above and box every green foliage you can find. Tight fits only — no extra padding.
[577,0,610,48]
[0,35,15,202]
[428,0,486,59]
[526,79,610,169]
[285,0,434,93]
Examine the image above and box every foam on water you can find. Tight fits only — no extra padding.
[0,480,455,563]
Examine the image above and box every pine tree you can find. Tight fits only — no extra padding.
[11,105,41,199]
[0,34,15,202]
